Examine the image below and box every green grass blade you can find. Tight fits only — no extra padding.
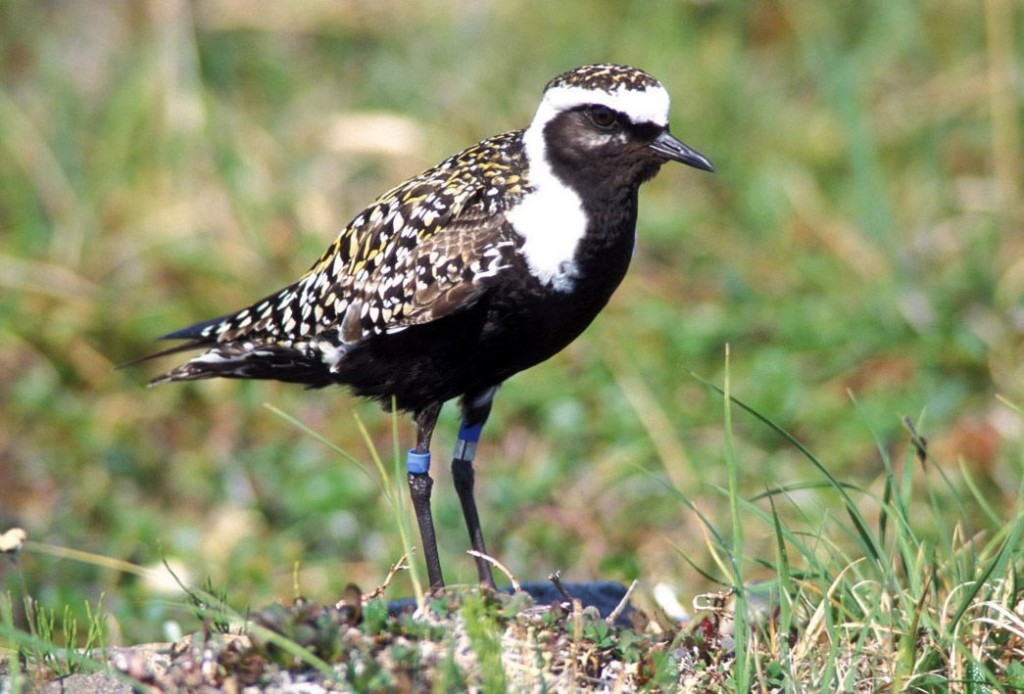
[353,412,425,605]
[721,346,751,692]
[690,371,885,567]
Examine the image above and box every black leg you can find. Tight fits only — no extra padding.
[408,403,444,590]
[452,387,498,588]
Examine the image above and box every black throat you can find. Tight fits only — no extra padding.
[541,111,664,236]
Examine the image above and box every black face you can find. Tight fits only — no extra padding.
[541,104,712,194]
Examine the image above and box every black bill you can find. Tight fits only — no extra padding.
[649,130,715,172]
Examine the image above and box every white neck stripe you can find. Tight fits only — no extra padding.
[506,81,670,293]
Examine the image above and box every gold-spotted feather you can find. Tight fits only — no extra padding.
[147,130,528,384]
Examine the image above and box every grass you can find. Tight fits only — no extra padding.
[1,0,1022,689]
[3,390,1022,689]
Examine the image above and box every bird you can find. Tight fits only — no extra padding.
[139,63,714,590]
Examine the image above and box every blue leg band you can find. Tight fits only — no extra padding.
[454,420,484,462]
[458,421,484,442]
[407,449,431,474]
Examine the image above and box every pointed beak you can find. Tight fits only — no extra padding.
[649,131,715,173]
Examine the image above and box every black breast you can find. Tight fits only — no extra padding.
[334,195,639,413]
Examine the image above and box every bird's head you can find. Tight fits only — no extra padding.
[524,64,714,192]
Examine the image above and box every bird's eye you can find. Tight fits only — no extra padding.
[586,105,618,130]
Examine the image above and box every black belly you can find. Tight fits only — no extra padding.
[333,270,623,413]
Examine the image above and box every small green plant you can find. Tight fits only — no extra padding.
[582,617,615,651]
[1,591,24,690]
[0,590,109,684]
[361,598,389,635]
[28,594,107,677]
[460,592,507,692]
[189,576,235,635]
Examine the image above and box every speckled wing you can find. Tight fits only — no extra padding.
[146,131,528,384]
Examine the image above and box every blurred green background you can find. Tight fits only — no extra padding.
[2,0,1021,643]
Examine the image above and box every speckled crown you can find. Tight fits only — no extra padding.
[544,64,661,93]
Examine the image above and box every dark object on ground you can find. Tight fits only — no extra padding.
[387,580,635,626]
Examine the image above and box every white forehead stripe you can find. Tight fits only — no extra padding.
[540,83,670,127]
